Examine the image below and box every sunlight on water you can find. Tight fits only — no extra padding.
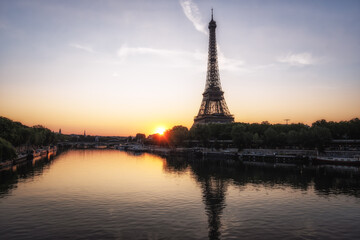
[1,149,360,239]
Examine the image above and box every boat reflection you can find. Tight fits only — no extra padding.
[0,153,57,198]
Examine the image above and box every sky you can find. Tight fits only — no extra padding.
[0,0,359,136]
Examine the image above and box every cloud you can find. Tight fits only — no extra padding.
[117,45,187,58]
[117,44,209,62]
[69,43,95,53]
[179,0,207,35]
[217,46,245,72]
[219,56,246,72]
[277,52,317,66]
[117,44,248,73]
[116,44,206,69]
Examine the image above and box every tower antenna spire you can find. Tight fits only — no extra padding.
[211,8,213,20]
[193,10,234,125]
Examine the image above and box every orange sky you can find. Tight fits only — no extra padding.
[1,1,359,136]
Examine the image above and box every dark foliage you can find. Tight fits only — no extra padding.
[165,126,189,147]
[0,137,17,161]
[151,118,360,150]
[0,116,58,158]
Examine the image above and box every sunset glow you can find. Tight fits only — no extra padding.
[0,0,359,136]
[1,1,360,239]
[154,127,166,135]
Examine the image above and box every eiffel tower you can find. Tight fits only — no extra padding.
[194,10,234,125]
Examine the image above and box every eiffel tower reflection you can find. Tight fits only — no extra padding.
[200,175,228,240]
[163,156,228,239]
[181,157,229,240]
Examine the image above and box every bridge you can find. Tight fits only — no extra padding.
[57,140,128,149]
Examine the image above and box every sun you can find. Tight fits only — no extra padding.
[154,126,166,135]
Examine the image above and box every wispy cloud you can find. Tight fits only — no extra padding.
[217,46,245,72]
[116,44,206,69]
[69,43,95,53]
[178,1,248,71]
[117,44,248,72]
[117,45,188,58]
[117,45,210,62]
[179,0,207,35]
[277,52,317,66]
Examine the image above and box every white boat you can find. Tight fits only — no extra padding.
[127,144,146,152]
[314,155,360,166]
[94,145,107,149]
[116,145,126,150]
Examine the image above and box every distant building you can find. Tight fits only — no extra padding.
[136,133,146,143]
[147,134,156,140]
[59,128,62,134]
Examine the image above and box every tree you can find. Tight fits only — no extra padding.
[190,124,210,147]
[264,127,278,147]
[311,126,332,151]
[167,126,189,147]
[0,137,16,162]
[287,130,299,146]
[208,123,222,139]
[252,133,263,147]
[349,118,360,139]
[231,125,248,150]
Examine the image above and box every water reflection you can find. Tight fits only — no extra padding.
[199,176,227,239]
[164,157,360,197]
[164,157,360,239]
[0,156,54,197]
[1,151,360,239]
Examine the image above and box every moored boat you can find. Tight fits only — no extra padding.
[314,155,360,166]
[39,149,48,157]
[47,146,57,157]
[116,145,126,150]
[26,149,41,160]
[127,144,146,152]
[13,153,28,164]
[94,145,107,149]
[0,160,13,169]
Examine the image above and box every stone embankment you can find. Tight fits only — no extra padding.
[138,146,360,165]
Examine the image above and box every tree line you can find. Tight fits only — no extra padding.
[0,117,57,161]
[2,116,359,161]
[148,118,360,150]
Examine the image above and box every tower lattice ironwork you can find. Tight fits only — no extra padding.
[194,10,234,125]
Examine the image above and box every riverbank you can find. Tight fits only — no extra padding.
[118,144,360,166]
[0,146,57,171]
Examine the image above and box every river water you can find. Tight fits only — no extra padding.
[1,149,360,239]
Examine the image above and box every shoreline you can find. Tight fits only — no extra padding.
[0,146,57,171]
[125,145,360,166]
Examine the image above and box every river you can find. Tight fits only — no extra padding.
[1,149,360,239]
